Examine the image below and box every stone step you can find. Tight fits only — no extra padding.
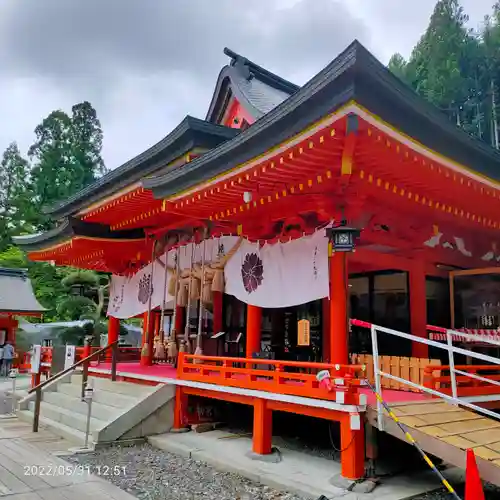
[17,410,88,444]
[57,381,139,408]
[80,375,158,397]
[28,400,106,433]
[42,391,122,422]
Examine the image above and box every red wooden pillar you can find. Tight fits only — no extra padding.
[212,291,223,335]
[246,304,262,358]
[409,262,428,358]
[340,413,365,480]
[106,316,120,361]
[252,398,272,454]
[322,297,331,363]
[140,311,153,366]
[329,250,349,365]
[173,386,188,430]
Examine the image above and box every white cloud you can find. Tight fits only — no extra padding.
[0,0,496,170]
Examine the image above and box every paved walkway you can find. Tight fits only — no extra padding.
[0,418,136,499]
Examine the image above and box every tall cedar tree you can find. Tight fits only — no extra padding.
[388,0,500,147]
[28,101,107,230]
[0,143,31,250]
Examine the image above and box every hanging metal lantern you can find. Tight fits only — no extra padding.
[326,222,361,252]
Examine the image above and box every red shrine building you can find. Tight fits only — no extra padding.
[14,41,500,480]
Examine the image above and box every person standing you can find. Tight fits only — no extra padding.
[2,342,14,377]
[0,344,3,377]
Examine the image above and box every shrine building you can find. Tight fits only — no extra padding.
[14,41,500,481]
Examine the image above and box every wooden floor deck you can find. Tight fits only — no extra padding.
[367,400,500,486]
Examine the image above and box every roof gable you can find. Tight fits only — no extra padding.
[0,268,46,314]
[206,47,300,125]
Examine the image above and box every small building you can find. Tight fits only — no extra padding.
[0,267,45,346]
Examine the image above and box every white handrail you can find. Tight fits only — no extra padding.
[364,320,500,429]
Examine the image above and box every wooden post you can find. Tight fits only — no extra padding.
[340,413,365,480]
[140,311,153,366]
[330,250,349,365]
[106,316,120,362]
[322,297,331,363]
[409,262,428,358]
[252,398,272,454]
[111,342,118,382]
[246,305,262,358]
[173,386,188,429]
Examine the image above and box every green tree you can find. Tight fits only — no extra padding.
[28,101,106,230]
[0,143,31,250]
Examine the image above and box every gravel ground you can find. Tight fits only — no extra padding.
[411,482,500,499]
[66,443,307,500]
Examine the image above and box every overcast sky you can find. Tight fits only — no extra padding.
[0,0,495,171]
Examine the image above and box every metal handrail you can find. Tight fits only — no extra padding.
[364,321,500,431]
[29,340,119,433]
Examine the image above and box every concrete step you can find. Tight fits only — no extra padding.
[57,381,139,408]
[42,391,121,422]
[17,410,87,444]
[28,400,106,433]
[78,376,157,397]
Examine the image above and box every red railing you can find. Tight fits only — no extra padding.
[177,353,365,404]
[424,364,500,398]
[20,346,142,372]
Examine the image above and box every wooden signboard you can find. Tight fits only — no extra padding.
[297,319,311,346]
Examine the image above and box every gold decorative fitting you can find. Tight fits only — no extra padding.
[386,140,390,148]
[307,179,313,187]
[408,192,412,199]
[368,175,373,183]
[289,152,293,159]
[253,201,257,207]
[309,141,314,149]
[299,147,303,154]
[317,175,323,184]
[326,170,332,178]
[393,186,398,194]
[254,170,257,176]
[230,181,234,187]
[385,182,390,190]
[290,186,295,194]
[224,184,227,190]
[282,190,287,196]
[299,183,304,191]
[275,193,280,200]
[246,204,250,210]
[267,196,272,203]
[260,198,264,205]
[330,129,336,137]
[377,135,381,142]
[360,170,365,179]
[280,157,284,164]
[319,136,324,143]
[415,194,419,202]
[376,178,382,187]
[271,162,275,168]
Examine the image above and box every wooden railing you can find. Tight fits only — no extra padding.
[27,341,119,433]
[424,364,500,398]
[20,346,142,374]
[351,354,441,392]
[177,353,365,404]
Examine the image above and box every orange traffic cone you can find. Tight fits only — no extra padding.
[465,449,485,500]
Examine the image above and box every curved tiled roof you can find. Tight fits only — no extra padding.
[206,47,300,123]
[0,268,46,314]
[46,117,238,219]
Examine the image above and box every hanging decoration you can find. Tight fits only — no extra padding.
[194,235,207,360]
[225,228,329,308]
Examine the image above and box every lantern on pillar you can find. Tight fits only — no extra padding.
[326,221,360,252]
